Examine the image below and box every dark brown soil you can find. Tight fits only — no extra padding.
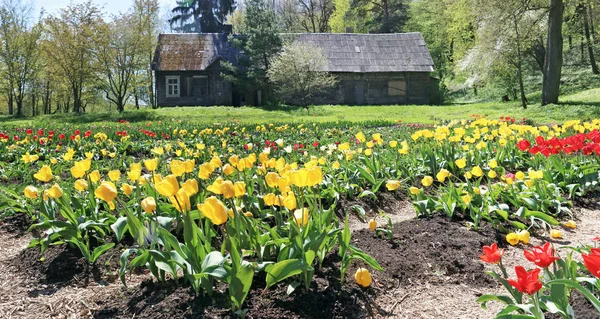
[0,213,32,235]
[7,241,124,296]
[93,260,369,319]
[573,191,600,210]
[337,191,406,221]
[547,291,600,319]
[350,215,500,289]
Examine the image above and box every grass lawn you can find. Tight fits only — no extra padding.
[1,88,599,127]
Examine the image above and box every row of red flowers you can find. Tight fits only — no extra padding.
[517,129,600,157]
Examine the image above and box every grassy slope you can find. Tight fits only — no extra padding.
[1,88,599,127]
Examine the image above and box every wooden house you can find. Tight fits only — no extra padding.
[152,32,435,106]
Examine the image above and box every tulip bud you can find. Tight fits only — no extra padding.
[141,197,156,213]
[354,267,372,288]
[368,219,377,231]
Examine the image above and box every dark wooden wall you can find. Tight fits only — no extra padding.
[311,72,431,105]
[156,69,232,107]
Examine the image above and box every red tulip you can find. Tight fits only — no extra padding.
[524,242,559,268]
[480,243,504,264]
[508,266,543,295]
[517,139,531,151]
[582,248,600,278]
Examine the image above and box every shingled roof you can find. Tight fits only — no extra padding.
[152,32,434,73]
[291,33,434,73]
[152,33,237,71]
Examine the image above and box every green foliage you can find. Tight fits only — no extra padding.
[267,42,337,108]
[222,0,282,101]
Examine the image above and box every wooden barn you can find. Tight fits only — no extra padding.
[152,32,435,107]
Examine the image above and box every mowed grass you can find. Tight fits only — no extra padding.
[1,88,600,127]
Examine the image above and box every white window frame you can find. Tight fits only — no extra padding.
[166,76,180,98]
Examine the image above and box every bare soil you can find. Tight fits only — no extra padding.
[0,198,598,319]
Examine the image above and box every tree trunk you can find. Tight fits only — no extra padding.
[582,2,599,74]
[7,91,13,115]
[542,0,564,106]
[134,89,140,109]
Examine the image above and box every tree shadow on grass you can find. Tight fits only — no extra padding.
[0,110,160,125]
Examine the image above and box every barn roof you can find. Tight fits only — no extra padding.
[151,33,237,72]
[152,32,434,73]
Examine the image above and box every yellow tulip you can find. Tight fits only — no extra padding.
[421,176,433,187]
[89,170,101,183]
[184,159,195,173]
[436,169,449,182]
[70,165,86,178]
[471,166,483,177]
[198,196,228,225]
[354,267,372,288]
[293,208,310,227]
[210,156,222,168]
[488,170,497,179]
[121,183,133,196]
[233,181,246,198]
[95,181,118,203]
[265,172,280,188]
[108,170,121,181]
[24,186,39,199]
[462,193,472,204]
[77,159,92,172]
[517,230,530,244]
[144,158,159,172]
[222,164,235,176]
[229,155,240,166]
[488,159,498,169]
[170,160,186,176]
[506,233,519,246]
[386,180,401,191]
[368,219,377,231]
[34,165,53,182]
[220,180,236,199]
[141,197,156,213]
[156,175,180,197]
[564,220,577,229]
[515,171,525,180]
[198,162,214,179]
[74,179,89,192]
[171,188,191,213]
[244,212,253,217]
[127,169,141,182]
[47,183,63,199]
[332,161,340,169]
[409,186,420,195]
[130,163,142,172]
[207,178,224,195]
[355,131,366,143]
[283,192,297,210]
[307,166,323,186]
[455,158,467,169]
[550,229,562,239]
[182,179,199,196]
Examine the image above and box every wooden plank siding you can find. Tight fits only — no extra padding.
[311,72,431,106]
[156,69,232,107]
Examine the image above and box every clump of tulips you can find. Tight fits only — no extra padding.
[478,241,600,318]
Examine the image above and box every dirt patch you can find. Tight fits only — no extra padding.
[93,259,370,319]
[7,241,124,295]
[337,193,415,231]
[351,215,500,289]
[0,213,32,235]
[547,291,600,319]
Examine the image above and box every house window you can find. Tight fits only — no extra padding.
[166,76,180,98]
[388,80,406,96]
[192,76,209,96]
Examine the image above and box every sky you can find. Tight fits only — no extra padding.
[35,0,178,17]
